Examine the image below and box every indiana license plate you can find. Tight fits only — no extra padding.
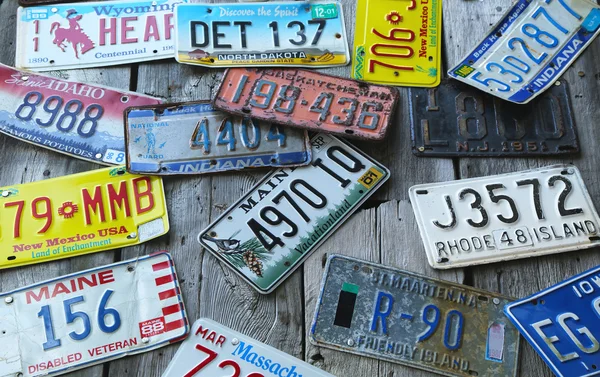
[409,165,600,269]
[310,255,520,377]
[352,0,442,87]
[0,166,169,270]
[448,0,600,104]
[0,252,188,377]
[199,133,389,294]
[15,0,187,71]
[124,101,311,175]
[213,68,399,141]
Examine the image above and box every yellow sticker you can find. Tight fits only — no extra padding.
[358,167,384,189]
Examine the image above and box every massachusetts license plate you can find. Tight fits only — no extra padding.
[310,255,520,377]
[0,252,188,377]
[124,101,311,175]
[174,1,350,68]
[199,133,389,294]
[15,0,187,71]
[448,0,600,104]
[213,68,399,141]
[409,165,600,269]
[352,0,442,87]
[0,166,169,270]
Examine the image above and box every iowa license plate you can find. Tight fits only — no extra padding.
[0,166,169,270]
[310,255,520,377]
[0,252,188,377]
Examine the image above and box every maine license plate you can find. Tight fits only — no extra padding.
[0,166,169,270]
[310,255,520,377]
[213,68,399,141]
[0,252,188,377]
[124,101,311,175]
[15,0,187,71]
[199,133,389,294]
[448,0,600,104]
[352,0,442,87]
[409,165,600,270]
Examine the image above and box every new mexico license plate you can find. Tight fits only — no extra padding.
[199,133,389,294]
[0,166,169,270]
[409,165,600,269]
[310,255,520,377]
[448,0,600,104]
[0,252,188,377]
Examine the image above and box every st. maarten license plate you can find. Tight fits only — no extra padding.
[0,252,188,377]
[125,101,311,175]
[199,133,389,294]
[310,255,520,377]
[0,166,169,270]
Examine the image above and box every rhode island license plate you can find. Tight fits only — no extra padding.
[409,165,600,269]
[0,166,169,270]
[310,255,520,377]
[448,0,600,104]
[0,252,188,377]
[199,133,389,294]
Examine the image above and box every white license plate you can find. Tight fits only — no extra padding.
[0,252,188,377]
[409,165,600,269]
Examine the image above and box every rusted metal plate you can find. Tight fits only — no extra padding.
[310,255,520,377]
[213,68,399,141]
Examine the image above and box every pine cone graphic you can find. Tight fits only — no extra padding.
[243,251,263,277]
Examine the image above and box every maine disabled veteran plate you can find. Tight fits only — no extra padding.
[448,0,600,104]
[0,166,169,270]
[310,255,520,377]
[0,252,188,377]
[199,133,389,294]
[15,0,187,71]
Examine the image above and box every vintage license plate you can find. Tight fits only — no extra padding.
[213,68,399,141]
[124,101,311,175]
[0,252,188,377]
[409,79,579,157]
[174,1,350,68]
[409,165,600,269]
[15,0,187,71]
[448,0,600,104]
[199,133,389,294]
[310,255,520,377]
[0,166,169,270]
[352,0,442,87]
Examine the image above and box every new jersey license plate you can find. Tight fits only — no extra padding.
[310,255,520,377]
[0,252,188,377]
[0,166,169,270]
[448,0,600,104]
[199,133,389,294]
[409,165,600,269]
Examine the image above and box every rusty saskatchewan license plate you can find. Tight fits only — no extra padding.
[310,255,520,377]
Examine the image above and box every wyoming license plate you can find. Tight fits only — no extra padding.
[0,252,188,377]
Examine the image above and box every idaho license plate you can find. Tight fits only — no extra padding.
[0,252,188,377]
[124,101,311,175]
[310,255,520,377]
[199,133,389,294]
[15,0,187,71]
[0,166,169,270]
[352,0,442,87]
[409,165,600,270]
[448,0,600,104]
[213,68,399,141]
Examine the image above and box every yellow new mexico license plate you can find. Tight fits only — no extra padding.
[0,167,168,269]
[352,0,442,87]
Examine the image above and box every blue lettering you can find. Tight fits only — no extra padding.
[371,291,394,334]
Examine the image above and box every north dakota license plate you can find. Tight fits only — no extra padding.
[409,165,600,269]
[0,252,188,377]
[125,101,311,175]
[0,166,169,270]
[310,255,520,377]
[449,0,600,104]
[199,133,389,294]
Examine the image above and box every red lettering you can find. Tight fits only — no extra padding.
[132,177,155,214]
[82,185,106,225]
[216,335,226,347]
[26,286,49,304]
[144,15,159,42]
[98,270,115,285]
[52,282,71,297]
[164,13,174,40]
[195,325,209,337]
[76,274,98,290]
[107,181,131,220]
[121,17,138,44]
[99,18,117,45]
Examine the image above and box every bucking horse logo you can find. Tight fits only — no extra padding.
[50,9,95,58]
